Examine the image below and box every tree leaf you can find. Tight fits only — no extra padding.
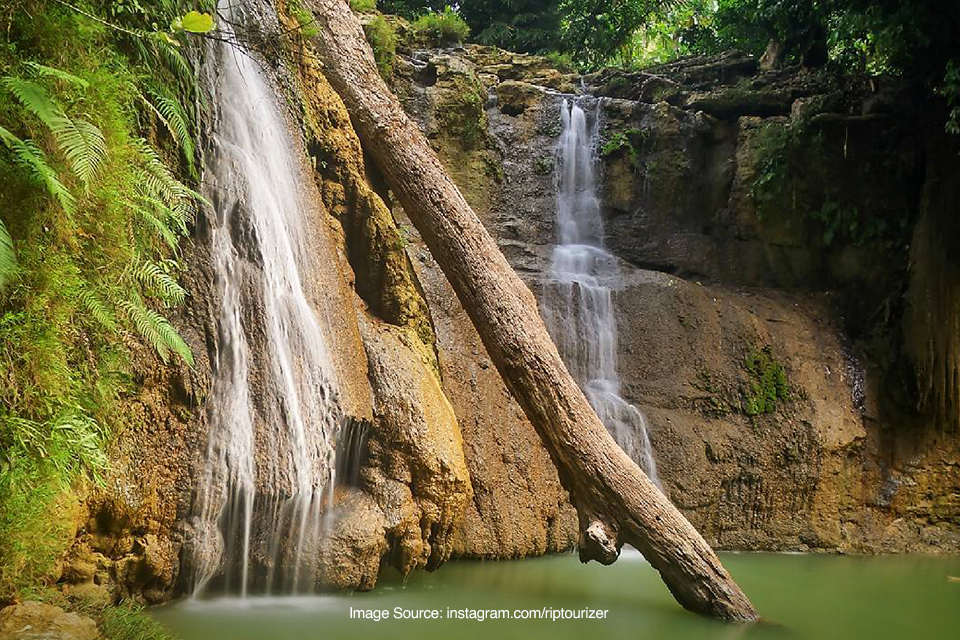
[178,11,214,34]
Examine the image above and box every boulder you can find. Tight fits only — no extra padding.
[496,80,546,116]
[0,602,99,640]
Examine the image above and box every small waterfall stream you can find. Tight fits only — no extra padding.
[188,1,342,597]
[543,99,659,484]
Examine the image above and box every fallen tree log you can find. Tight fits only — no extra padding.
[305,0,758,622]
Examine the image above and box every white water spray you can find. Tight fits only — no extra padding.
[189,1,341,597]
[543,99,659,484]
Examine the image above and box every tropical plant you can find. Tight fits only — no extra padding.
[0,221,13,291]
[1,76,107,192]
[364,15,398,81]
[562,0,693,69]
[411,7,470,46]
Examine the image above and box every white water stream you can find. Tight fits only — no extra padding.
[189,1,341,597]
[543,99,659,484]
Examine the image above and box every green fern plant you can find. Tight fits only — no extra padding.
[141,87,197,176]
[131,259,186,305]
[1,410,107,483]
[129,198,179,250]
[22,62,89,89]
[0,76,108,190]
[0,221,13,291]
[0,125,76,214]
[77,286,117,332]
[119,293,193,366]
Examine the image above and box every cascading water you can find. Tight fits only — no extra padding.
[543,98,660,485]
[188,0,342,597]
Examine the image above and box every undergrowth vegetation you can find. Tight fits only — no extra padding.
[0,0,207,606]
[411,7,470,47]
[742,346,789,416]
[364,15,398,82]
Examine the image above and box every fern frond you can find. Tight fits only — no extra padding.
[24,62,89,89]
[119,293,193,365]
[158,42,196,92]
[0,220,15,292]
[2,75,107,189]
[77,286,117,331]
[144,88,196,175]
[127,199,177,249]
[132,259,186,305]
[133,138,206,204]
[1,76,59,122]
[0,125,76,214]
[137,192,190,236]
[48,410,108,479]
[49,113,107,188]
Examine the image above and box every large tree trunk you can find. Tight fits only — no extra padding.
[305,0,758,622]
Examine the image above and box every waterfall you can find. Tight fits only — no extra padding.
[543,99,660,485]
[188,1,342,597]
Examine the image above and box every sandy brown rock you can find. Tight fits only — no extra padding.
[0,602,98,640]
[351,320,472,580]
[403,221,579,558]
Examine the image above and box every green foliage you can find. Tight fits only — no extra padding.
[119,293,193,365]
[412,7,470,47]
[605,0,720,69]
[381,1,560,52]
[939,59,960,136]
[559,0,684,69]
[534,156,553,175]
[67,599,177,640]
[99,602,178,640]
[437,74,487,148]
[350,0,378,13]
[742,345,789,415]
[173,10,214,33]
[289,0,319,37]
[462,0,561,53]
[749,120,911,249]
[749,120,795,207]
[0,126,77,214]
[0,0,204,600]
[810,200,899,248]
[141,86,197,177]
[0,220,14,290]
[543,51,576,74]
[364,15,398,82]
[600,127,644,168]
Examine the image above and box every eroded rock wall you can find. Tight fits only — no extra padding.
[392,44,960,554]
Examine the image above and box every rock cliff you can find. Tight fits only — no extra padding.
[391,44,960,554]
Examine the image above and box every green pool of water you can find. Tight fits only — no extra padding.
[154,551,960,640]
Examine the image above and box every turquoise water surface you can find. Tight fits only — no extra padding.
[154,551,960,640]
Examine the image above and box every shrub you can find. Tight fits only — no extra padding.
[412,7,470,47]
[350,0,378,12]
[742,346,789,416]
[364,15,398,82]
[289,0,319,38]
[544,51,576,74]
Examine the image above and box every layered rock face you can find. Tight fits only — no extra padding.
[392,44,960,554]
